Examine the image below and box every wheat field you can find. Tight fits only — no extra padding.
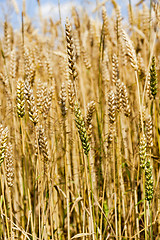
[0,0,159,239]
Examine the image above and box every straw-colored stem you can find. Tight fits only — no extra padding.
[134,187,140,239]
[100,158,107,239]
[84,152,95,239]
[154,101,160,154]
[87,153,96,238]
[149,200,153,240]
[63,119,70,240]
[9,190,13,239]
[135,70,143,131]
[113,138,118,240]
[114,192,118,240]
[20,118,26,229]
[28,188,35,240]
[0,172,10,239]
[143,171,147,240]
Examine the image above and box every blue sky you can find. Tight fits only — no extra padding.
[0,0,150,31]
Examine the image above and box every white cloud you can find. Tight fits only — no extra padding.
[38,0,98,25]
[39,1,79,24]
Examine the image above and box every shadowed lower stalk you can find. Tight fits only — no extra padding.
[87,153,96,238]
[83,153,95,239]
[27,188,35,240]
[9,190,13,239]
[153,101,160,234]
[0,171,10,239]
[59,82,70,240]
[20,118,27,228]
[140,134,147,239]
[117,115,122,240]
[100,155,107,239]
[63,119,70,240]
[149,201,153,240]
[149,153,154,239]
[114,146,118,240]
[154,101,160,154]
[134,187,140,239]
[34,127,41,239]
[143,171,147,239]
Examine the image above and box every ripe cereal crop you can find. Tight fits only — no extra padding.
[0,1,160,239]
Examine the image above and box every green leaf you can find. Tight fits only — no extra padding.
[135,198,145,206]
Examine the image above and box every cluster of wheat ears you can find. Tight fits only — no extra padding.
[0,0,159,239]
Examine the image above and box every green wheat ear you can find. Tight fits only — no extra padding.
[74,102,90,156]
[150,56,157,99]
[145,157,153,201]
